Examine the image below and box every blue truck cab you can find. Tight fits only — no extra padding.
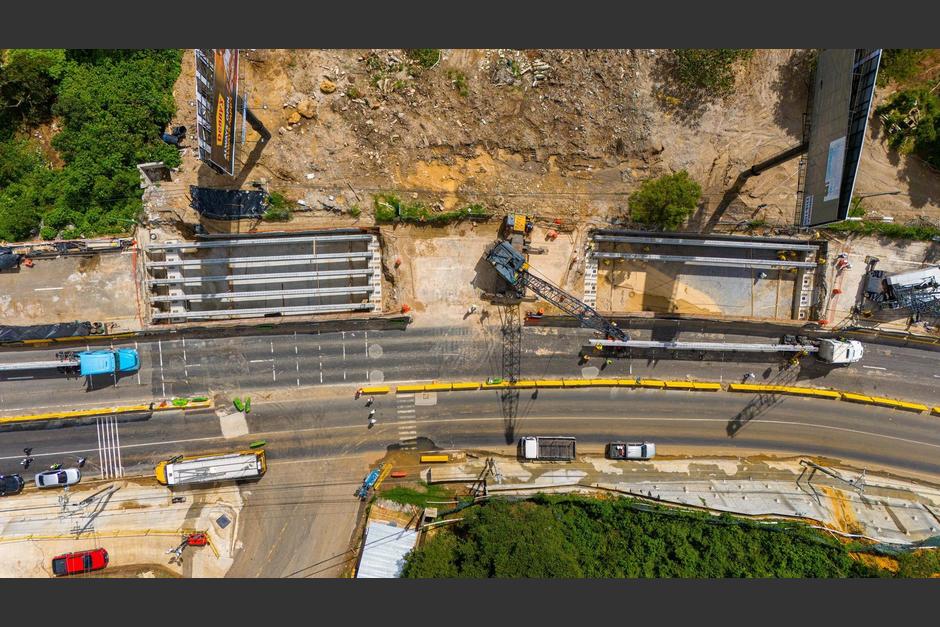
[77,349,140,376]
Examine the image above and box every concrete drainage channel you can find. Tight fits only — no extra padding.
[360,380,938,415]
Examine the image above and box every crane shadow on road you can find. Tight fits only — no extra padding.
[726,391,785,437]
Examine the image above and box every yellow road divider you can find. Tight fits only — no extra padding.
[0,398,213,426]
[933,407,940,416]
[450,382,481,391]
[380,380,931,412]
[359,386,391,395]
[396,384,426,393]
[423,383,453,392]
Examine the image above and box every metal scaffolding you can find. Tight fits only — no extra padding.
[591,251,818,269]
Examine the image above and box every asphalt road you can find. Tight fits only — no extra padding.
[1,321,939,417]
[4,387,940,482]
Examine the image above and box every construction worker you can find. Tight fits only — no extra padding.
[23,447,32,456]
[369,409,376,418]
[366,396,375,406]
[77,457,87,468]
[20,457,32,469]
[50,463,62,471]
[368,417,377,428]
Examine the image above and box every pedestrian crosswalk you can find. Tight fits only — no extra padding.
[396,394,417,450]
[95,415,124,479]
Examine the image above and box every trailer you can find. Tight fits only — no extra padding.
[0,348,140,376]
[518,436,576,461]
[587,337,863,365]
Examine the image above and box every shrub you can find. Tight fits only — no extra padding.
[348,204,362,218]
[628,171,702,231]
[875,87,940,167]
[878,49,929,87]
[263,191,292,221]
[372,194,490,224]
[405,49,441,70]
[670,49,754,99]
[446,69,469,97]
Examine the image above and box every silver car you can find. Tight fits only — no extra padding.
[34,468,81,489]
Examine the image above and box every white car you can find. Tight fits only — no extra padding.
[35,468,81,489]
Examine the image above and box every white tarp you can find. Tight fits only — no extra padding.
[356,521,419,578]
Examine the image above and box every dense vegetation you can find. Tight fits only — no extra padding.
[373,193,489,224]
[875,87,940,168]
[878,49,930,87]
[402,495,887,578]
[628,170,702,230]
[669,49,754,99]
[0,49,182,241]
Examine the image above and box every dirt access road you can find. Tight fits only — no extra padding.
[159,49,938,233]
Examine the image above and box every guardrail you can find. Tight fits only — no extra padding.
[381,380,932,414]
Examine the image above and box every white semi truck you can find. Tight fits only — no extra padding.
[588,337,864,365]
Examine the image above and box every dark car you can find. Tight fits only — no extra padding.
[0,474,25,496]
[51,548,109,577]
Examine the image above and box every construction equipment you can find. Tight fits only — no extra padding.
[166,532,209,559]
[0,348,140,376]
[486,240,628,341]
[864,264,940,316]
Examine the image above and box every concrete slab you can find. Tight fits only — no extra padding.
[0,253,141,330]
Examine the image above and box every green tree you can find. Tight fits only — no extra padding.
[0,49,66,138]
[628,171,702,231]
[875,87,940,165]
[670,49,754,99]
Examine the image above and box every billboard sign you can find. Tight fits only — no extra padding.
[194,49,239,176]
[800,49,881,227]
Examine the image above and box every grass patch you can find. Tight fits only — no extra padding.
[824,219,940,241]
[405,49,441,70]
[348,204,361,218]
[262,191,292,222]
[373,193,490,224]
[380,482,450,508]
[446,69,469,97]
[848,197,866,218]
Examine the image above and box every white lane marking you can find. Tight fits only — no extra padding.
[249,359,273,363]
[95,417,105,479]
[364,331,369,382]
[862,365,887,371]
[134,341,141,385]
[33,287,63,291]
[157,340,166,398]
[294,332,300,387]
[6,376,32,380]
[113,416,124,478]
[182,337,188,378]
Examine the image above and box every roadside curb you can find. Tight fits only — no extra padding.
[0,397,214,426]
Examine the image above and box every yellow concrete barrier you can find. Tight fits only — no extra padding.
[617,379,640,387]
[0,397,213,426]
[933,407,940,416]
[420,455,450,463]
[661,381,722,391]
[359,386,391,395]
[535,380,564,388]
[563,379,595,387]
[450,382,481,391]
[637,379,665,388]
[396,384,426,393]
[511,380,538,389]
[865,396,928,412]
[423,383,453,392]
[481,381,511,389]
[589,379,620,386]
[840,392,875,404]
[728,384,840,399]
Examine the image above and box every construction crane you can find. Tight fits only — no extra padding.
[485,240,628,342]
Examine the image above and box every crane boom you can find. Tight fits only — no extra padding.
[486,240,628,341]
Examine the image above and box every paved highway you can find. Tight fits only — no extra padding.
[1,320,939,417]
[3,386,940,483]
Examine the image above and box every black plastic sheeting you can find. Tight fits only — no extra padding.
[190,186,269,220]
[0,247,21,270]
[0,322,93,343]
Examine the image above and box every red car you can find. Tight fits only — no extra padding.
[51,548,109,577]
